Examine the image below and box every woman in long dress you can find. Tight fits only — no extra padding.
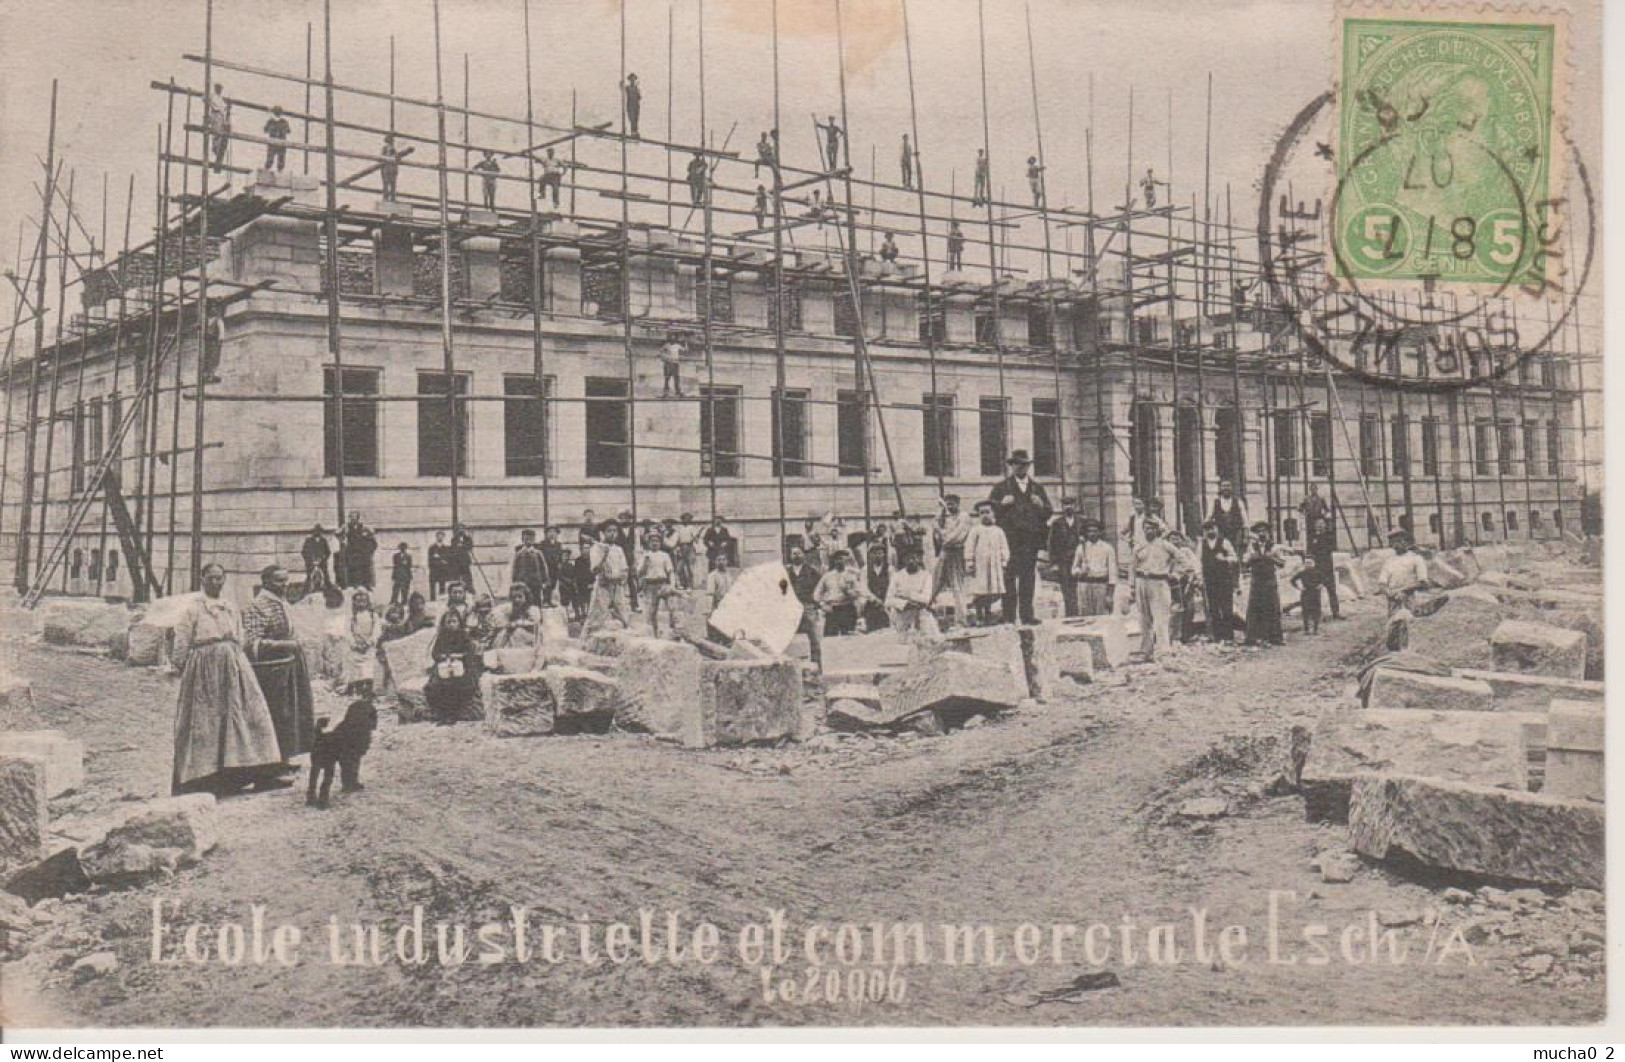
[487,583,543,673]
[1243,522,1286,647]
[171,564,288,795]
[424,609,483,723]
[338,588,381,695]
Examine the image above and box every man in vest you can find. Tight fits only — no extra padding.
[1209,479,1249,554]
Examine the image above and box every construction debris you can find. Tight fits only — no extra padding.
[693,658,804,747]
[39,601,130,657]
[1451,668,1604,713]
[0,756,48,869]
[125,592,198,667]
[77,793,219,886]
[873,651,1025,732]
[1365,668,1495,712]
[1543,699,1602,802]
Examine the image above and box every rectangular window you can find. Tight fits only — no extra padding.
[323,366,380,478]
[974,309,995,346]
[1497,420,1516,475]
[1032,398,1060,478]
[1135,318,1157,346]
[1027,304,1053,350]
[700,386,742,478]
[1522,420,1540,476]
[1540,356,1556,388]
[978,397,1008,477]
[1390,415,1409,476]
[771,389,809,478]
[1421,416,1440,476]
[923,393,956,478]
[1359,414,1379,479]
[1474,418,1492,476]
[417,371,470,478]
[502,374,552,477]
[71,405,86,494]
[837,389,868,477]
[1272,410,1297,479]
[1547,420,1561,475]
[1309,412,1331,477]
[834,292,858,337]
[585,377,629,478]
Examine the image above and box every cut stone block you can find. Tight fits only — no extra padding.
[585,629,642,658]
[3,846,91,904]
[1349,774,1603,889]
[708,562,803,654]
[610,636,704,736]
[1428,556,1468,590]
[380,627,437,693]
[395,675,429,724]
[0,756,47,870]
[0,732,84,798]
[1490,620,1587,680]
[1366,668,1494,712]
[1301,709,1540,822]
[933,625,1026,691]
[125,592,199,667]
[692,658,804,747]
[540,607,570,642]
[481,672,558,737]
[546,666,618,719]
[821,628,914,679]
[824,682,882,709]
[1030,622,1096,700]
[1071,615,1132,670]
[40,601,131,657]
[0,673,35,727]
[1454,548,1483,582]
[876,651,1024,727]
[1544,699,1603,802]
[1453,668,1604,714]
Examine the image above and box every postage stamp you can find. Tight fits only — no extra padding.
[1331,8,1564,292]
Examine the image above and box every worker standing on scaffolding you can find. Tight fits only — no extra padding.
[686,151,709,207]
[879,232,900,266]
[1027,156,1046,207]
[538,147,565,207]
[474,150,500,211]
[207,82,232,173]
[623,73,642,138]
[972,148,990,206]
[947,220,967,271]
[660,330,685,398]
[380,134,401,200]
[900,134,915,190]
[753,185,769,230]
[755,130,777,176]
[263,106,290,173]
[817,115,845,171]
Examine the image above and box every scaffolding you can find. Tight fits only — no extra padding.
[0,0,1601,605]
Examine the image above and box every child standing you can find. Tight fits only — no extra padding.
[390,542,413,607]
[963,501,1010,626]
[1290,556,1325,635]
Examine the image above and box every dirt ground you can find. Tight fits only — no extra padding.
[0,591,1605,1029]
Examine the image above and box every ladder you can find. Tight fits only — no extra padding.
[21,335,174,609]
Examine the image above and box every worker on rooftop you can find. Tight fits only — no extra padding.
[263,106,289,173]
[686,151,709,207]
[972,148,990,206]
[380,134,401,200]
[623,73,642,138]
[206,82,232,173]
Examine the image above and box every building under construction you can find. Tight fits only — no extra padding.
[0,0,1597,605]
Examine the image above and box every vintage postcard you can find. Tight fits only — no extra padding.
[0,0,1606,1038]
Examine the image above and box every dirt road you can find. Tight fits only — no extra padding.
[0,596,1603,1028]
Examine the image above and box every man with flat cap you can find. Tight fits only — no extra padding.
[987,448,1053,625]
[1072,518,1117,616]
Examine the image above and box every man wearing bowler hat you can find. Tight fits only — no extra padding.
[986,448,1053,625]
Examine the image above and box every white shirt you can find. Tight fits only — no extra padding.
[887,567,933,610]
[1378,552,1429,594]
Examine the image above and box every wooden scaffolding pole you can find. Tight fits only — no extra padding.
[431,0,462,528]
[321,0,350,532]
[522,0,551,528]
[1024,4,1068,505]
[14,80,56,593]
[900,0,944,499]
[187,0,215,590]
[34,171,77,582]
[93,174,137,595]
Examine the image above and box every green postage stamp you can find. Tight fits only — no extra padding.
[1334,10,1560,288]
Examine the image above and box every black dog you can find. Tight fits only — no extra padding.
[306,698,378,808]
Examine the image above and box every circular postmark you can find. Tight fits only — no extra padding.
[1258,89,1595,394]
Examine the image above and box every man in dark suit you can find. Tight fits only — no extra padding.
[784,544,825,670]
[1046,498,1085,618]
[987,449,1053,625]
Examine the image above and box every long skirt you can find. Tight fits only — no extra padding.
[1245,569,1285,646]
[252,649,316,760]
[173,641,285,793]
[425,657,484,722]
